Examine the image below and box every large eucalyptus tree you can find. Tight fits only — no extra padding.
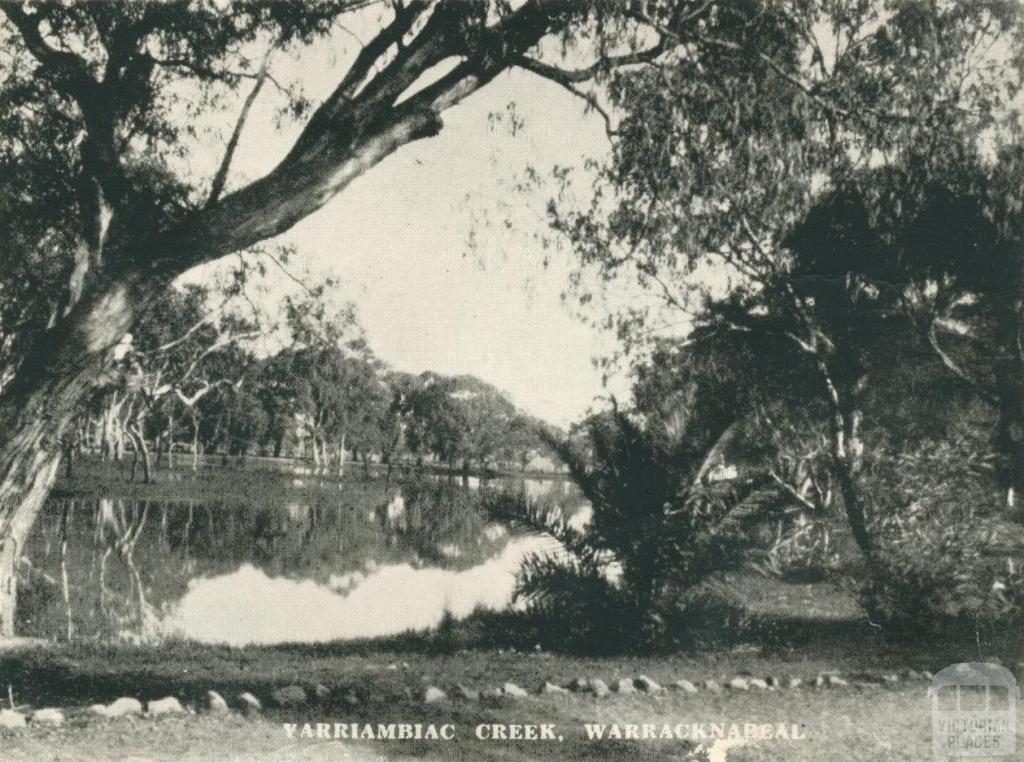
[548,0,1023,554]
[0,0,758,635]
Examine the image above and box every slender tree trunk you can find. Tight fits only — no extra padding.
[63,438,75,480]
[59,497,74,642]
[191,412,200,472]
[131,428,151,484]
[831,404,871,555]
[166,417,175,469]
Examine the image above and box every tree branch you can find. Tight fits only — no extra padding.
[206,40,281,208]
[926,317,1000,406]
[513,55,617,137]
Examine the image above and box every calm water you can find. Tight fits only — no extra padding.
[19,470,588,646]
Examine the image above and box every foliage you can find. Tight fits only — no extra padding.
[493,393,775,653]
[754,514,841,584]
[856,436,1018,638]
[75,283,552,475]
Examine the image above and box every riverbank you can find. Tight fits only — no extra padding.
[0,635,1020,761]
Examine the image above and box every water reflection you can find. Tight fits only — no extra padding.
[20,475,584,645]
[163,536,560,645]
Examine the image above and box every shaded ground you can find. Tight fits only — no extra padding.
[1,632,1021,761]
[2,664,1020,761]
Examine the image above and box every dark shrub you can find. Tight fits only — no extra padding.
[489,406,780,653]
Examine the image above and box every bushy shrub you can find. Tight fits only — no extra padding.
[855,436,1016,639]
[983,559,1024,630]
[858,504,987,636]
[489,407,773,653]
[755,514,842,583]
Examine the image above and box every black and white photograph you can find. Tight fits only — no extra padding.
[0,1,1022,759]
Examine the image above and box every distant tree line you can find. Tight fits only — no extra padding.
[68,285,558,481]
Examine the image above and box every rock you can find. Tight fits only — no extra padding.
[788,677,803,690]
[387,663,398,671]
[815,675,826,689]
[541,682,569,696]
[748,678,769,690]
[567,678,590,693]
[727,677,750,691]
[922,670,934,680]
[827,675,849,688]
[615,678,636,695]
[766,676,781,690]
[105,697,143,718]
[905,670,922,680]
[455,685,480,701]
[88,704,109,717]
[882,673,900,684]
[314,684,331,700]
[30,707,64,725]
[675,680,699,694]
[147,697,186,716]
[271,685,307,708]
[590,679,610,698]
[206,691,230,716]
[730,643,760,655]
[423,686,447,704]
[237,692,262,713]
[0,709,26,729]
[634,675,665,695]
[482,687,503,699]
[502,683,529,698]
[703,679,723,694]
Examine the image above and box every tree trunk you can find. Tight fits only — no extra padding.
[0,274,146,634]
[191,419,200,472]
[0,329,126,632]
[829,392,872,556]
[128,426,151,484]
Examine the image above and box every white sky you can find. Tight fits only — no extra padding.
[180,17,650,428]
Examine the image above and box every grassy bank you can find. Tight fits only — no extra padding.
[0,634,1020,761]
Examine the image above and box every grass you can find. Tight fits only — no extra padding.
[0,627,1019,761]
[0,640,1020,761]
[0,686,968,761]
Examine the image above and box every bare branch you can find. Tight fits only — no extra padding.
[513,56,617,137]
[926,317,1000,406]
[513,37,669,86]
[206,40,281,208]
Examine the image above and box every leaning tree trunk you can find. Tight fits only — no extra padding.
[0,281,138,636]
